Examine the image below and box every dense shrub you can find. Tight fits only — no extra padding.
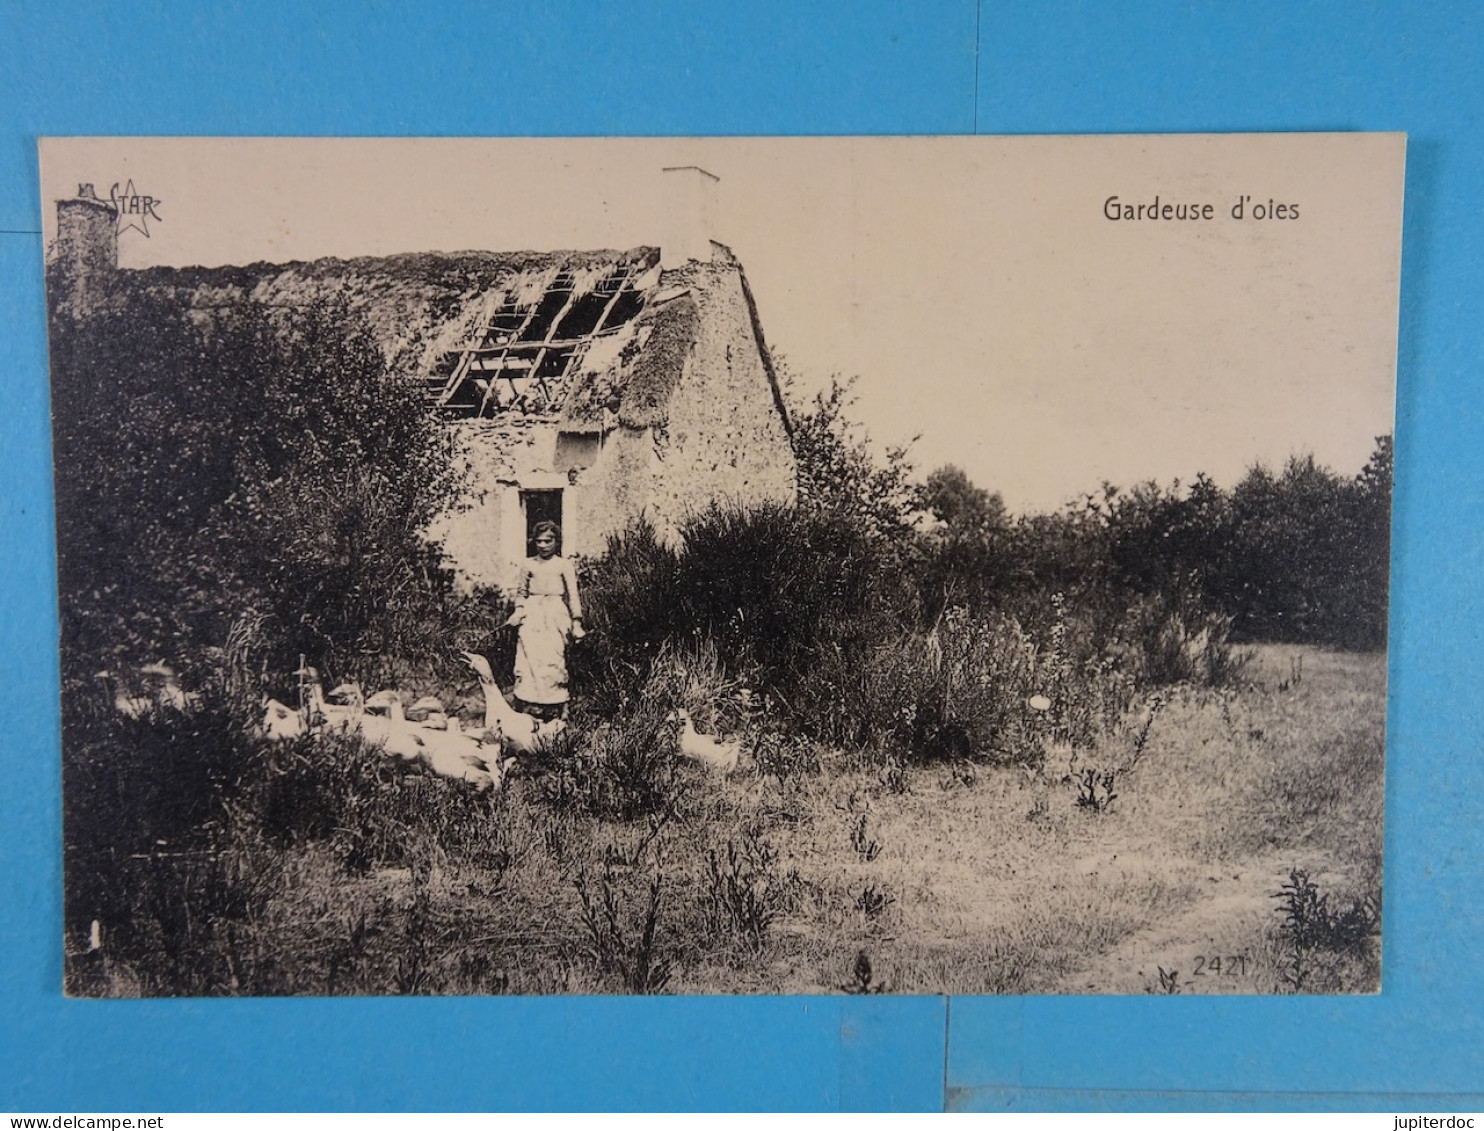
[1220,448,1391,648]
[802,609,1037,761]
[544,663,681,821]
[575,503,913,730]
[62,693,258,954]
[569,521,684,717]
[48,281,486,693]
[675,502,909,686]
[575,509,1191,764]
[571,457,1287,764]
[914,440,1392,653]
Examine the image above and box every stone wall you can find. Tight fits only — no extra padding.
[568,423,660,551]
[645,256,798,532]
[428,417,559,590]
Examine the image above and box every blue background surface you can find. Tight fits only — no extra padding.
[1,0,1479,1112]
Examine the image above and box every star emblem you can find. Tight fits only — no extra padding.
[112,179,162,238]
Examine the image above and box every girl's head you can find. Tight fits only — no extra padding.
[532,520,560,558]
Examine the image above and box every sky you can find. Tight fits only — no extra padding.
[41,135,1405,513]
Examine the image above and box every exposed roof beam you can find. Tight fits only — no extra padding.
[590,272,638,337]
[439,289,543,408]
[526,282,587,409]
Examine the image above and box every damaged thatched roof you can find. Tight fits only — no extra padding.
[106,241,778,436]
[122,247,655,382]
[558,287,699,431]
[428,248,664,420]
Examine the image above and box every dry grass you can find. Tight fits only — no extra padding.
[66,645,1383,997]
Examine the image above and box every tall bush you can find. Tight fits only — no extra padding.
[49,281,475,691]
[574,503,911,729]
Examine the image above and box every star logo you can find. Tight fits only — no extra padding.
[110,180,163,238]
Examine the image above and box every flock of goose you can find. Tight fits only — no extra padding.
[269,651,747,784]
[102,653,746,786]
[259,652,570,789]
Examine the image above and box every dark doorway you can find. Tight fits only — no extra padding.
[522,489,563,556]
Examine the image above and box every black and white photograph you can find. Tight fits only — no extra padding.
[43,134,1403,997]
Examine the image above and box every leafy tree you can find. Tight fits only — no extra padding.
[1105,473,1232,605]
[49,278,466,687]
[914,465,1014,618]
[784,372,917,545]
[1207,440,1390,648]
[919,464,1008,538]
[1345,434,1393,648]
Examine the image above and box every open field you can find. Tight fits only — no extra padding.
[65,643,1383,997]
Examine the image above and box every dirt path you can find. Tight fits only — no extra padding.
[1051,853,1301,994]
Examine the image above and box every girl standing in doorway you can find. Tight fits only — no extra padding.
[507,519,584,717]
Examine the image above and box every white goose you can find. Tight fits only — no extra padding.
[668,707,742,774]
[139,661,198,712]
[461,651,567,754]
[407,695,449,730]
[363,689,403,716]
[301,667,363,734]
[261,669,510,788]
[359,692,510,790]
[260,696,307,739]
[96,670,151,719]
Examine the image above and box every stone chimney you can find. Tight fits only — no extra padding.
[50,184,117,277]
[660,165,719,269]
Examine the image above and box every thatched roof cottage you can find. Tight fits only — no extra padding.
[48,167,798,591]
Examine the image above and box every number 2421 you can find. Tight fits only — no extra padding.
[1192,955,1248,977]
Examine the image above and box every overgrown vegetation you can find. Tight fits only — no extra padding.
[1274,868,1381,993]
[64,644,1386,996]
[49,277,492,700]
[52,303,1389,995]
[917,444,1392,652]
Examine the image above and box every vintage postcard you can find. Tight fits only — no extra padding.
[42,135,1402,997]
